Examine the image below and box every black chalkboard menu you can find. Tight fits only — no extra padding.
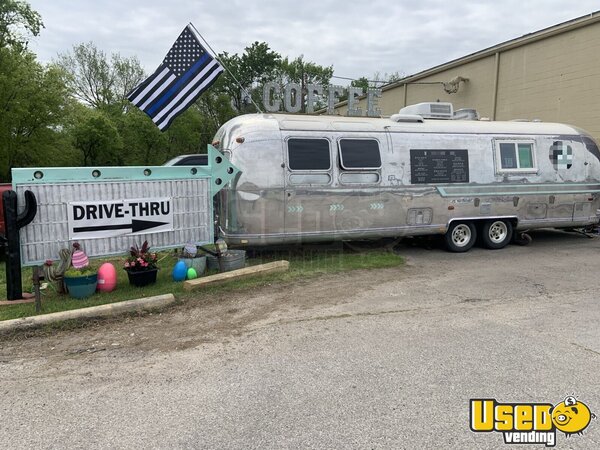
[410,149,469,184]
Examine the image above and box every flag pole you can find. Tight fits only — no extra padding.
[188,22,264,113]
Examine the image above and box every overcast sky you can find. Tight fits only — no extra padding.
[26,1,600,84]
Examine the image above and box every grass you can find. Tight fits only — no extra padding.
[0,243,404,322]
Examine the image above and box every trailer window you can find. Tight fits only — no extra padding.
[496,141,535,172]
[339,139,381,170]
[287,139,330,170]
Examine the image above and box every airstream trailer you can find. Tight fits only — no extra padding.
[213,103,600,251]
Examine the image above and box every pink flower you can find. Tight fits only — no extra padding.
[45,259,53,266]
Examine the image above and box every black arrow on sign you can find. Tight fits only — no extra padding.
[73,219,169,234]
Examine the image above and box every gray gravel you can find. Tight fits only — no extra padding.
[1,229,600,449]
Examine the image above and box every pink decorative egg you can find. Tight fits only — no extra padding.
[97,263,117,292]
[72,250,89,268]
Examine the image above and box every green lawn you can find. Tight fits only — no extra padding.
[0,244,404,322]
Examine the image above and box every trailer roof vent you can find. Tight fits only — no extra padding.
[389,114,424,123]
[399,102,454,120]
[453,108,479,120]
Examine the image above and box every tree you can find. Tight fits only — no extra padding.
[0,0,43,51]
[350,77,370,91]
[217,42,281,112]
[0,47,71,181]
[164,107,207,158]
[195,92,237,144]
[277,55,333,86]
[215,44,334,114]
[0,1,74,181]
[70,106,123,165]
[275,55,334,112]
[118,108,168,165]
[56,42,145,112]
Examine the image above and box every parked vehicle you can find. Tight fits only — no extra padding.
[163,154,208,166]
[212,103,600,251]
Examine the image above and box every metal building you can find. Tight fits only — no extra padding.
[336,11,600,141]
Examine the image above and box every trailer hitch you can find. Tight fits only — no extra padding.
[512,231,532,246]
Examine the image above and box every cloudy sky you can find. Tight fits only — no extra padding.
[26,1,600,84]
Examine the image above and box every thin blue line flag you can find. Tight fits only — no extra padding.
[127,25,223,131]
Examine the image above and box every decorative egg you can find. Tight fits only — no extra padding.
[72,250,89,269]
[172,260,187,281]
[186,268,198,280]
[97,263,117,292]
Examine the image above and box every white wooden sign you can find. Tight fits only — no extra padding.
[67,197,173,239]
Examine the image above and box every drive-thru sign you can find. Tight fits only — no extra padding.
[68,198,174,239]
[11,145,239,266]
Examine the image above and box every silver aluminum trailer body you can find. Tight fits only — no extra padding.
[214,113,600,250]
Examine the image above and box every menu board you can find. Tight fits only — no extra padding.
[410,149,469,184]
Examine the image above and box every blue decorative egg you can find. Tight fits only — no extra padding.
[172,260,187,281]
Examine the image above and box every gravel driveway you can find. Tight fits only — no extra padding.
[1,229,599,449]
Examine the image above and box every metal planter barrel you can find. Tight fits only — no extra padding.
[206,250,246,272]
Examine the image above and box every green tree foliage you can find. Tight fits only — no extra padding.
[216,43,334,114]
[56,42,145,111]
[217,41,281,113]
[70,106,123,165]
[340,72,405,102]
[350,76,370,91]
[274,55,334,112]
[1,0,350,174]
[195,88,238,143]
[0,0,73,181]
[0,47,71,181]
[118,108,168,165]
[0,0,42,51]
[277,55,333,86]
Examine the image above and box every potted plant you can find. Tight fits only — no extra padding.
[63,266,98,299]
[62,243,98,299]
[123,241,159,287]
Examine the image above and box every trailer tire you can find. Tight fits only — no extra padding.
[445,222,477,252]
[481,219,513,249]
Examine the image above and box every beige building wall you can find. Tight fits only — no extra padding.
[334,12,600,141]
[495,24,600,139]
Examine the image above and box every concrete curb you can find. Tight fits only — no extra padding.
[183,260,290,291]
[0,294,176,334]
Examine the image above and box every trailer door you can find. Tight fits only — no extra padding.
[284,137,336,237]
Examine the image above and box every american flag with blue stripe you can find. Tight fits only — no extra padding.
[127,25,223,131]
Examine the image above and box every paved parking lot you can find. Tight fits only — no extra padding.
[1,229,600,449]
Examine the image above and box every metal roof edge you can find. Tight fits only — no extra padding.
[324,10,600,114]
[382,10,600,92]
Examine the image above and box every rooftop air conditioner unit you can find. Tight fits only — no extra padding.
[399,102,454,120]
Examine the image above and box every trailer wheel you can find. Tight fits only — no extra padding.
[481,219,513,249]
[445,222,477,252]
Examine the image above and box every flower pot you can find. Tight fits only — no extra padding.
[126,268,158,287]
[63,274,98,299]
[179,256,207,275]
